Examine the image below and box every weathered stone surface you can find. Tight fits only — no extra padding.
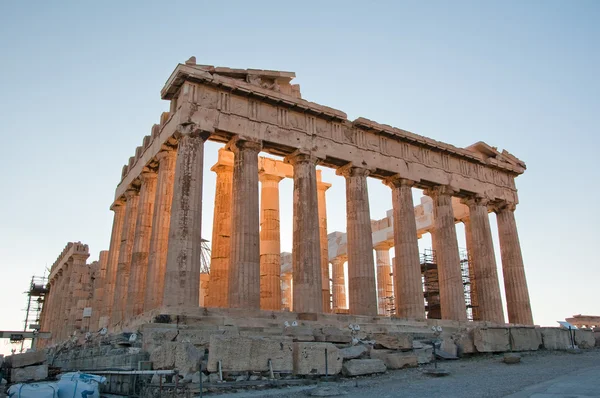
[11,364,48,382]
[454,331,476,356]
[339,345,368,360]
[207,335,293,372]
[509,328,541,351]
[293,342,342,375]
[372,333,412,351]
[342,359,386,376]
[503,353,521,364]
[474,328,510,352]
[8,351,46,368]
[540,328,572,350]
[315,327,352,344]
[150,342,202,373]
[309,385,348,396]
[369,349,417,369]
[414,346,433,364]
[574,329,595,349]
[440,337,457,357]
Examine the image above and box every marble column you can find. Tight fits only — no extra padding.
[206,156,233,308]
[463,197,505,323]
[144,149,176,311]
[163,127,208,307]
[494,202,534,325]
[58,264,72,340]
[70,252,89,332]
[126,170,157,318]
[425,186,467,321]
[387,177,426,320]
[338,165,377,316]
[100,199,125,328]
[317,173,332,312]
[89,251,108,330]
[286,152,322,313]
[111,188,139,325]
[281,272,293,310]
[259,172,283,311]
[331,256,347,311]
[463,217,480,321]
[375,244,393,316]
[228,137,262,309]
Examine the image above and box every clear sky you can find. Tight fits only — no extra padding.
[1,1,598,354]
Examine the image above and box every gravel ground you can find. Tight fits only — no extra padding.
[210,348,600,398]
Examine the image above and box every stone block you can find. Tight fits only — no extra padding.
[474,328,510,352]
[440,337,457,357]
[454,330,476,356]
[339,345,368,360]
[540,328,571,350]
[207,335,293,372]
[11,364,48,382]
[509,328,541,351]
[284,326,316,342]
[574,329,595,349]
[150,342,202,373]
[372,333,412,351]
[414,346,433,364]
[342,359,386,376]
[315,327,352,344]
[293,342,342,375]
[7,351,46,368]
[369,349,417,369]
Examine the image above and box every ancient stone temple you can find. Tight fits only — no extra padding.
[38,57,534,348]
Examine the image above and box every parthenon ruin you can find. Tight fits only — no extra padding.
[38,57,534,347]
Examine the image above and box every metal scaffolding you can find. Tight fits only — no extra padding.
[19,275,48,352]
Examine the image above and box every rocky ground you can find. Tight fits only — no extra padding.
[210,348,600,397]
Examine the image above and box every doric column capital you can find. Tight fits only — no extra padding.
[258,171,284,183]
[284,150,318,166]
[176,123,211,140]
[155,148,177,163]
[211,163,234,174]
[110,198,125,211]
[140,168,158,183]
[123,187,140,200]
[491,201,517,213]
[336,163,370,178]
[330,255,347,265]
[317,180,331,192]
[384,175,416,188]
[423,185,457,198]
[227,136,262,154]
[461,195,490,208]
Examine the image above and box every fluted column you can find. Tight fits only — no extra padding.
[494,202,534,325]
[331,256,347,311]
[386,177,426,319]
[144,149,176,311]
[463,197,504,323]
[126,170,157,319]
[48,273,62,342]
[111,188,140,325]
[259,172,283,311]
[99,200,125,328]
[425,186,467,321]
[317,173,332,312]
[462,217,480,321]
[286,152,322,313]
[89,251,108,330]
[375,244,393,316]
[58,264,72,340]
[206,155,233,308]
[70,252,90,333]
[337,165,377,316]
[163,127,208,307]
[228,137,262,309]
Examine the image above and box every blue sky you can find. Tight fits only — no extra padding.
[0,1,598,353]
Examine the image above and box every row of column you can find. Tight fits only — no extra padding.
[96,124,532,327]
[328,181,533,325]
